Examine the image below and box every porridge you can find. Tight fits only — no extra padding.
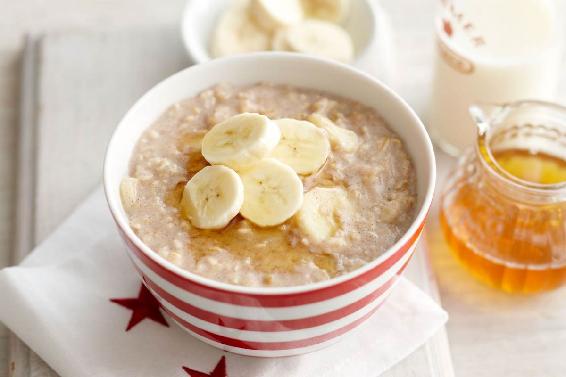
[122,83,416,287]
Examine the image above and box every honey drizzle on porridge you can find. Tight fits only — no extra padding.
[164,175,337,277]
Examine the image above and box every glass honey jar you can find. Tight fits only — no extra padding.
[440,100,566,293]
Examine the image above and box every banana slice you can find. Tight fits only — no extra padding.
[272,28,292,51]
[120,177,139,210]
[251,0,304,32]
[202,113,281,171]
[271,118,330,175]
[211,3,271,58]
[295,187,351,243]
[302,0,351,23]
[281,20,354,62]
[240,158,304,227]
[308,114,359,152]
[181,165,244,230]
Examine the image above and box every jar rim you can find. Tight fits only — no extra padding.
[475,100,566,196]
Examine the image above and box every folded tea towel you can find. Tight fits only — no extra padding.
[0,188,447,377]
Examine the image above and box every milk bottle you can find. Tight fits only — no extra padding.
[428,0,563,155]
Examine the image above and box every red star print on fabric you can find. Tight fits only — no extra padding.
[443,19,453,37]
[183,356,227,377]
[110,284,169,331]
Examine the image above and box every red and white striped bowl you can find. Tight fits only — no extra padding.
[104,53,436,357]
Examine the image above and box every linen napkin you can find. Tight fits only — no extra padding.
[0,188,447,377]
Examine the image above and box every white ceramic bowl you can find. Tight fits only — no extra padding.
[104,53,435,357]
[181,0,395,82]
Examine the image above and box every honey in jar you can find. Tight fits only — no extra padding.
[440,101,566,293]
[491,149,566,185]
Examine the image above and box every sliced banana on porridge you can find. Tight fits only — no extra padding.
[240,158,304,227]
[308,114,359,152]
[202,113,281,171]
[211,2,271,58]
[302,0,351,23]
[273,20,354,63]
[250,0,304,31]
[296,187,352,243]
[120,177,139,210]
[271,118,331,175]
[181,165,244,230]
[124,83,417,287]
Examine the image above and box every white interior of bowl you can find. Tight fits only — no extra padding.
[182,0,376,64]
[103,52,436,294]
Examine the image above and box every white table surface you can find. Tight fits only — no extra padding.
[1,1,566,377]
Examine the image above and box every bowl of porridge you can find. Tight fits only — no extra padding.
[104,52,435,357]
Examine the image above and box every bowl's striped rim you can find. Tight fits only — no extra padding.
[142,273,397,331]
[162,297,387,351]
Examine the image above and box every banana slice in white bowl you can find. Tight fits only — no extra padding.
[302,0,351,23]
[211,2,271,58]
[182,0,395,84]
[250,0,304,31]
[273,20,354,63]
